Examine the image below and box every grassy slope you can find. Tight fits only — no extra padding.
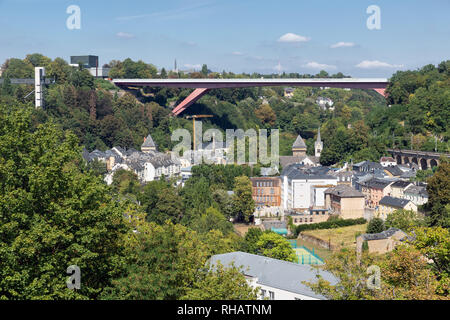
[301,224,368,251]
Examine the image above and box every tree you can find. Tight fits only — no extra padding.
[201,64,209,76]
[241,227,263,254]
[425,159,450,228]
[366,218,385,234]
[0,103,129,299]
[412,227,450,296]
[304,247,444,300]
[303,249,380,300]
[190,207,233,235]
[255,232,297,262]
[232,176,255,222]
[385,209,424,231]
[255,103,276,127]
[379,245,443,300]
[181,262,258,300]
[111,169,141,197]
[160,67,167,79]
[101,221,209,300]
[139,180,184,225]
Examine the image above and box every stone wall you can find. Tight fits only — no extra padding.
[298,233,337,251]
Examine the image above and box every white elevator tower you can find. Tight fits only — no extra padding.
[35,67,45,108]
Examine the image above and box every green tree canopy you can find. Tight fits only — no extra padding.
[255,232,297,262]
[0,103,129,299]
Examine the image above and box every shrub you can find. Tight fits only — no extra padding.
[366,218,385,234]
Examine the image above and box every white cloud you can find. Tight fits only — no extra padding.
[330,41,355,48]
[116,32,135,39]
[232,51,244,56]
[356,60,404,69]
[184,63,202,69]
[303,62,337,70]
[182,41,197,46]
[278,33,310,43]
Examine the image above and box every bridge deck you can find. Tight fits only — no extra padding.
[112,78,388,89]
[112,78,389,115]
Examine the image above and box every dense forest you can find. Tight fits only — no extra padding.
[1,54,448,167]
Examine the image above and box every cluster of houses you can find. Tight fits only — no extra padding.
[250,133,428,227]
[83,134,190,185]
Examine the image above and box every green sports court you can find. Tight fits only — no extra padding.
[288,240,324,265]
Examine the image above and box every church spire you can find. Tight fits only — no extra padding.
[315,126,323,158]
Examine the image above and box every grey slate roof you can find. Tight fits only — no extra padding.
[292,134,306,149]
[391,180,413,189]
[404,185,428,198]
[353,161,383,171]
[363,178,392,190]
[384,165,404,177]
[281,163,336,181]
[210,251,338,300]
[379,196,411,208]
[324,184,364,198]
[279,155,319,168]
[361,227,408,241]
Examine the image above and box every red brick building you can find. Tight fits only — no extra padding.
[251,177,281,207]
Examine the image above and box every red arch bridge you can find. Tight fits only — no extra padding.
[112,78,389,116]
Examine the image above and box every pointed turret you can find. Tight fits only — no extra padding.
[292,134,307,156]
[141,134,157,153]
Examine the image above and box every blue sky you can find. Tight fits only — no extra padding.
[0,0,449,77]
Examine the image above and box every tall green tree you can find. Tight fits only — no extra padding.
[0,103,129,299]
[232,176,255,222]
[425,159,450,228]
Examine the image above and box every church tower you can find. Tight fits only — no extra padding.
[292,134,307,157]
[315,127,323,158]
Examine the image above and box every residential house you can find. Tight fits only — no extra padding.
[389,180,414,198]
[316,96,334,110]
[332,170,353,186]
[284,87,294,98]
[85,133,182,185]
[209,252,339,300]
[383,165,404,178]
[403,185,429,206]
[380,156,396,167]
[352,161,383,173]
[377,196,418,219]
[361,178,394,208]
[324,184,365,219]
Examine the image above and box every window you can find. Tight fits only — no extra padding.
[269,291,275,300]
[260,289,266,299]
